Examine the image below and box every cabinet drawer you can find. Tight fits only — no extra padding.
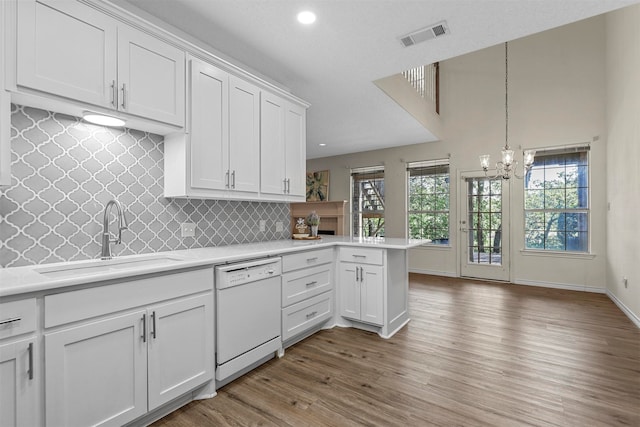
[339,247,384,265]
[0,298,37,340]
[282,291,332,342]
[282,248,333,272]
[282,264,333,307]
[45,267,213,328]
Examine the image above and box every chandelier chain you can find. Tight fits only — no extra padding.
[505,42,509,150]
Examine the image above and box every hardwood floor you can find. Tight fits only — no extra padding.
[153,274,640,426]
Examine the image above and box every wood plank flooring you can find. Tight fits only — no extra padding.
[153,274,640,426]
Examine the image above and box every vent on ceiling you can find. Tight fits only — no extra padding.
[399,21,449,47]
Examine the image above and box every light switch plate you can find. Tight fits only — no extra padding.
[259,220,266,232]
[180,222,196,237]
[275,221,283,232]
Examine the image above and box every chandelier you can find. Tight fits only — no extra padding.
[480,42,535,180]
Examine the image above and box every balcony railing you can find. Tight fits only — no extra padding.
[401,62,440,114]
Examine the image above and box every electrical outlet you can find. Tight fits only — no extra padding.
[259,220,266,232]
[275,221,283,232]
[180,222,196,238]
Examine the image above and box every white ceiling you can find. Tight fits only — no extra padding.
[119,0,638,159]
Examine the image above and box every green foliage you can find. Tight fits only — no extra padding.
[408,172,449,242]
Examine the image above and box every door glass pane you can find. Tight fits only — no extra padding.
[466,178,502,265]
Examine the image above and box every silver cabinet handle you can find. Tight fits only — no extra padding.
[28,342,34,380]
[151,311,157,339]
[355,267,359,282]
[352,254,366,258]
[283,179,287,194]
[360,267,364,281]
[287,179,291,194]
[141,313,147,343]
[231,170,236,189]
[121,83,127,109]
[306,257,318,263]
[110,80,117,107]
[306,311,317,319]
[306,281,318,287]
[225,170,230,188]
[0,317,21,326]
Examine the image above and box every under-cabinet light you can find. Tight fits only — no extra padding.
[82,112,126,128]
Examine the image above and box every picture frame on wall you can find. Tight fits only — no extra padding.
[306,170,329,201]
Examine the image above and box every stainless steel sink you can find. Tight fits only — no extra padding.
[36,255,184,278]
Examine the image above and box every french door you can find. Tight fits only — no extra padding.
[460,173,510,281]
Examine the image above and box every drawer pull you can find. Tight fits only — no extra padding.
[305,281,318,287]
[352,254,367,258]
[306,257,318,262]
[306,311,318,319]
[28,342,34,380]
[0,317,21,326]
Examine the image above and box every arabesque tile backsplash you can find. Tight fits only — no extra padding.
[0,105,290,268]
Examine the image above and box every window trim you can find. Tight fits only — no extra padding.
[406,158,451,245]
[522,145,591,254]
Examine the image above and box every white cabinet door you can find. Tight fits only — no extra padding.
[17,0,117,108]
[360,265,384,326]
[45,311,147,427]
[229,76,260,194]
[189,59,229,191]
[147,294,214,410]
[285,102,307,198]
[0,338,37,427]
[260,92,286,195]
[339,263,360,320]
[118,25,185,126]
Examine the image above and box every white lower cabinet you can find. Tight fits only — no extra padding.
[280,249,334,345]
[43,268,214,427]
[0,337,38,427]
[339,262,384,326]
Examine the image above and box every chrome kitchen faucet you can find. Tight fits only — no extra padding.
[101,199,129,260]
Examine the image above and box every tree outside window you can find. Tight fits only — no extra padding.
[407,160,450,244]
[524,148,589,252]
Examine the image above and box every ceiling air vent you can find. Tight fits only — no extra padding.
[399,21,449,47]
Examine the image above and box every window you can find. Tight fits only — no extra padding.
[524,146,589,252]
[407,159,450,244]
[351,166,385,237]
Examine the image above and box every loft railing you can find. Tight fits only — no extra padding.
[401,62,440,115]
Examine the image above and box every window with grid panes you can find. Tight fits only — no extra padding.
[351,166,385,238]
[407,160,450,244]
[524,146,589,252]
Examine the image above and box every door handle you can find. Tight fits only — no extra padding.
[110,80,117,107]
[231,170,236,189]
[141,313,147,342]
[121,83,127,109]
[27,342,34,380]
[355,266,359,282]
[225,170,230,188]
[151,311,157,339]
[359,267,364,282]
[0,316,21,325]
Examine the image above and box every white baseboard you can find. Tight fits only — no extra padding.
[409,268,456,277]
[514,278,606,294]
[606,290,640,328]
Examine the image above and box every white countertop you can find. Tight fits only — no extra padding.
[0,236,426,298]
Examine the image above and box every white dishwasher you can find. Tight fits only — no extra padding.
[215,257,282,383]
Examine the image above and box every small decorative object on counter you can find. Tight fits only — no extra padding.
[306,211,320,237]
[293,218,309,238]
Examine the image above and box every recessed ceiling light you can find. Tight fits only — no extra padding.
[319,143,327,147]
[82,112,126,127]
[297,11,316,25]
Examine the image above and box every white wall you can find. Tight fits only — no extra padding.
[605,5,640,322]
[308,15,610,289]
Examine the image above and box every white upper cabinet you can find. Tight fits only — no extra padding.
[189,59,229,191]
[16,0,185,127]
[228,75,260,193]
[260,92,307,201]
[165,57,260,198]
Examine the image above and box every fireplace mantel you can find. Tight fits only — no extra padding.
[290,201,349,236]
